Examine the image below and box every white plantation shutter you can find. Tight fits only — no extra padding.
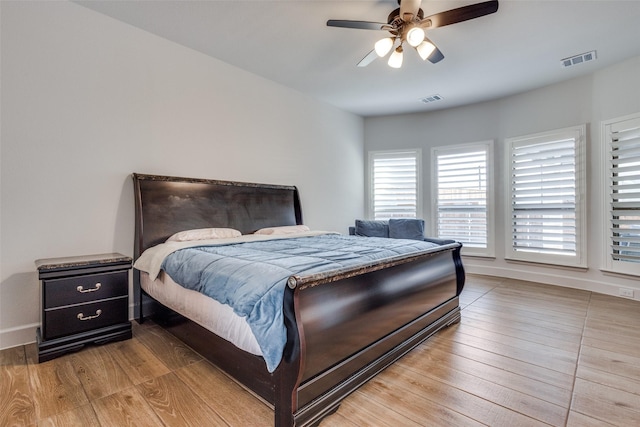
[433,142,493,256]
[604,114,640,275]
[506,126,586,266]
[370,150,420,219]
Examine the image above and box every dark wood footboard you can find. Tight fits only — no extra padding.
[278,243,462,426]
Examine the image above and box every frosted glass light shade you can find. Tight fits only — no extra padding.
[374,38,394,57]
[416,40,436,60]
[388,47,403,68]
[406,27,425,47]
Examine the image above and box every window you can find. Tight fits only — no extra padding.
[603,113,640,276]
[432,141,493,256]
[506,125,586,267]
[369,150,421,219]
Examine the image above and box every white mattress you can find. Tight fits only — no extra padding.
[140,271,262,356]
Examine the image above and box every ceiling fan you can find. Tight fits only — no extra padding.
[327,0,499,68]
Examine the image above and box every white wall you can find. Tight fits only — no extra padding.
[365,55,640,300]
[0,1,364,349]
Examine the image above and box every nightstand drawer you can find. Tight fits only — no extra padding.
[43,271,128,309]
[43,296,128,340]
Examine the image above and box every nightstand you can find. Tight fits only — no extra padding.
[35,253,132,362]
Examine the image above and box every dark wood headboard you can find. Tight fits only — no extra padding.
[132,173,303,259]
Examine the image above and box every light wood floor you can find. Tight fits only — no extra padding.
[2,274,640,426]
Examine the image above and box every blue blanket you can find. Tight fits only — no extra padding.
[161,234,439,372]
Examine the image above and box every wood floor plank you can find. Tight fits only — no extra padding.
[475,292,589,321]
[491,287,591,310]
[107,336,171,385]
[584,317,640,342]
[379,364,549,426]
[428,332,575,390]
[573,377,640,411]
[136,372,228,426]
[589,292,640,311]
[566,410,616,427]
[461,306,584,346]
[458,290,486,308]
[454,322,579,360]
[354,372,484,427]
[463,302,585,334]
[464,274,505,291]
[579,345,640,380]
[0,367,36,426]
[37,403,100,427]
[571,390,640,425]
[91,386,163,427]
[135,325,202,370]
[69,345,133,400]
[460,313,582,352]
[0,346,35,427]
[326,389,422,427]
[494,278,590,298]
[441,324,578,374]
[395,347,567,425]
[0,346,26,366]
[27,357,89,420]
[174,359,272,426]
[581,334,640,359]
[499,278,591,299]
[404,341,572,407]
[576,364,640,396]
[500,283,590,303]
[587,307,640,327]
[317,411,360,427]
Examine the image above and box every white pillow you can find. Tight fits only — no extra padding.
[254,225,310,235]
[166,227,242,242]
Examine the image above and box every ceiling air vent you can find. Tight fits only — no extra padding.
[561,50,597,68]
[420,94,443,104]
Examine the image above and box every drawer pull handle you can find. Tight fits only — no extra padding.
[77,309,102,321]
[77,283,101,293]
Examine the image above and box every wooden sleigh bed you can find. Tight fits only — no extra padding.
[132,173,465,427]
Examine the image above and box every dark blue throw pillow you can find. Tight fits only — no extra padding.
[388,218,425,240]
[355,219,389,237]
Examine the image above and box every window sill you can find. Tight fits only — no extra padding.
[461,253,496,260]
[600,267,640,279]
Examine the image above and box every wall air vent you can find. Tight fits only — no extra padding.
[420,94,443,104]
[561,50,597,68]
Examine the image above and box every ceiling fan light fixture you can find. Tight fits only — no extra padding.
[416,40,436,60]
[406,27,425,48]
[388,46,403,68]
[374,37,394,57]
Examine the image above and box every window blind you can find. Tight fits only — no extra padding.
[606,116,640,266]
[370,151,419,220]
[507,126,585,266]
[435,149,488,248]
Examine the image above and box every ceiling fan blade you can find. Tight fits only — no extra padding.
[357,49,379,67]
[326,20,387,31]
[427,47,444,64]
[420,0,498,29]
[399,0,422,21]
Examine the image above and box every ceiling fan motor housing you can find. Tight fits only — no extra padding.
[387,7,424,26]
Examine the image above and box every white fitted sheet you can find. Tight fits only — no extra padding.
[140,271,262,356]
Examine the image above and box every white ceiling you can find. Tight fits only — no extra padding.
[76,0,640,117]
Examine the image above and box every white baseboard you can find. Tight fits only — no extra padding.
[0,322,39,350]
[465,263,640,302]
